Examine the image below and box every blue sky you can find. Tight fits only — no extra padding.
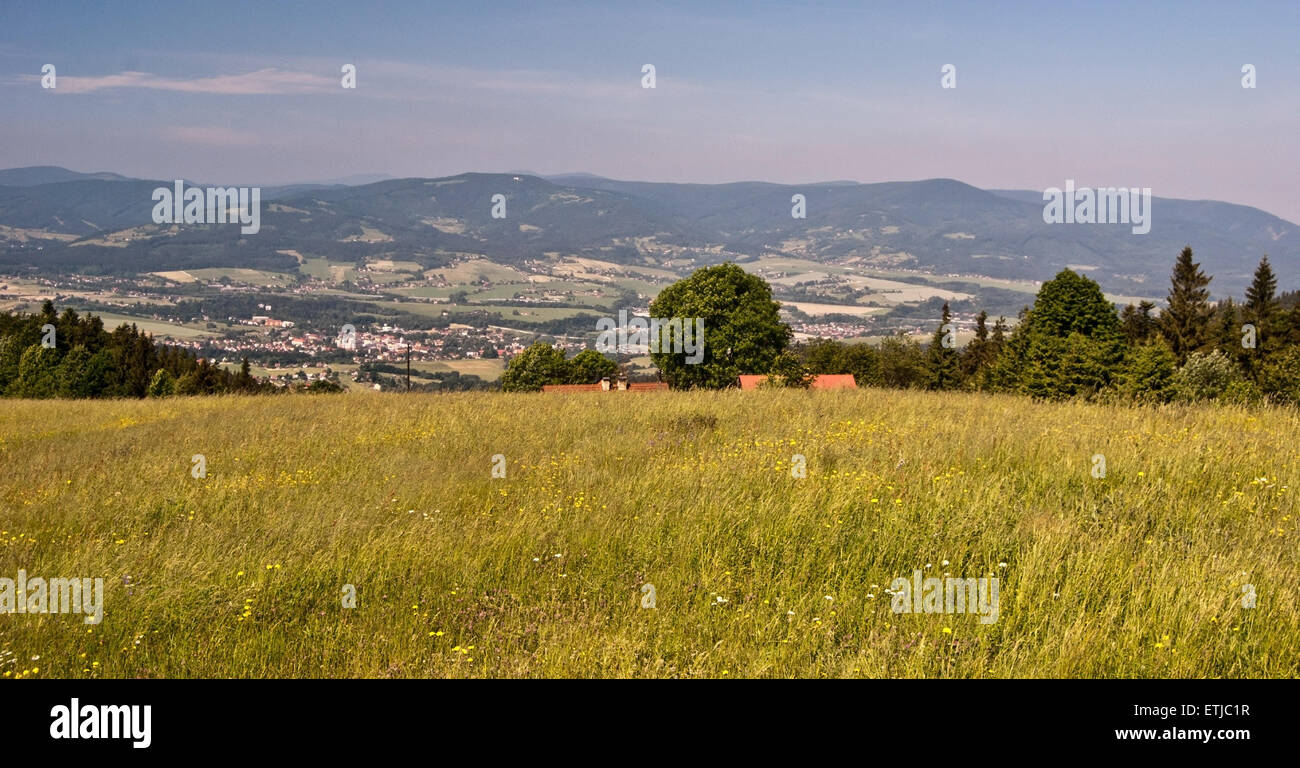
[2,0,1298,220]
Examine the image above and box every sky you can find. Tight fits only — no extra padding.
[2,0,1298,221]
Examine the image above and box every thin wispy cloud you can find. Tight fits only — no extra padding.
[31,67,336,95]
[2,2,1296,222]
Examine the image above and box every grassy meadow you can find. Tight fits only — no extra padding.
[0,388,1295,678]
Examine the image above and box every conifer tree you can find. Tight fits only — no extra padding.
[1159,246,1213,364]
[1244,255,1278,367]
[1245,255,1278,326]
[991,316,1007,348]
[235,357,256,392]
[960,310,992,380]
[1214,298,1239,352]
[1120,300,1157,345]
[925,301,960,390]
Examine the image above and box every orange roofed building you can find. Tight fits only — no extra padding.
[737,374,857,390]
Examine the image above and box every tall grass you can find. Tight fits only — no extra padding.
[0,388,1295,677]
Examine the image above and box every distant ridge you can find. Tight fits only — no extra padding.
[0,166,1294,296]
[287,173,395,187]
[0,166,134,186]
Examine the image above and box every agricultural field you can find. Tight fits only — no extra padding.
[782,302,888,318]
[439,359,505,380]
[1,388,1294,678]
[80,312,217,340]
[296,257,357,284]
[184,268,296,287]
[377,300,594,323]
[216,359,503,386]
[426,259,530,285]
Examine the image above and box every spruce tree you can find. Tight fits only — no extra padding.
[925,302,960,390]
[1245,255,1278,323]
[1213,298,1239,352]
[1211,298,1256,377]
[1159,246,1213,364]
[1120,300,1157,345]
[1244,255,1278,363]
[991,317,1007,348]
[236,357,255,392]
[983,316,1010,390]
[960,310,991,379]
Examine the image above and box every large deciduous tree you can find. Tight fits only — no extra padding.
[991,269,1123,399]
[501,341,572,392]
[567,348,619,385]
[649,263,790,389]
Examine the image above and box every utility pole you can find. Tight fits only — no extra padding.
[406,344,411,392]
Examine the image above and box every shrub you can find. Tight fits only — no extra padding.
[766,351,813,388]
[305,379,345,393]
[566,348,618,385]
[1221,379,1263,406]
[1259,346,1300,405]
[1172,349,1244,402]
[501,342,571,392]
[1116,341,1177,403]
[147,369,177,398]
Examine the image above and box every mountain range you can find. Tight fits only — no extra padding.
[1,166,1293,297]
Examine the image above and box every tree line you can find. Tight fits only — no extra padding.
[503,253,1300,406]
[781,247,1300,404]
[0,300,276,398]
[12,245,1300,404]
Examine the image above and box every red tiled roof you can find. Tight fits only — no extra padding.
[628,382,670,391]
[809,374,856,390]
[737,374,857,390]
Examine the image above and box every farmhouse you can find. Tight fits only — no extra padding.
[736,374,857,390]
[541,377,669,393]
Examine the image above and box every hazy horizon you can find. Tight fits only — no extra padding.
[9,163,1299,229]
[3,0,1298,220]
